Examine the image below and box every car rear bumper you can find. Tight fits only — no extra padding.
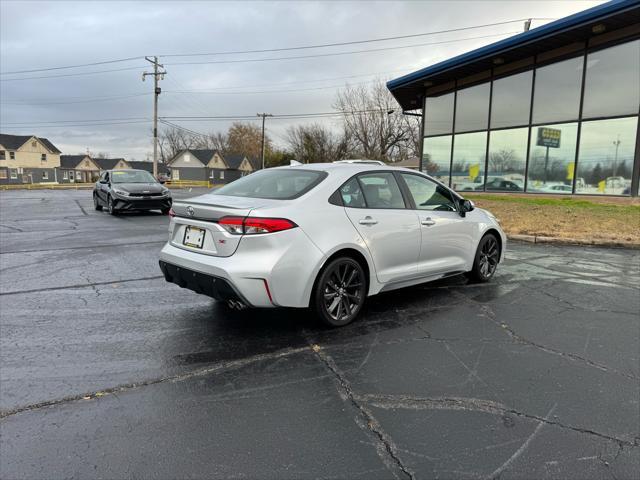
[113,197,172,211]
[158,226,325,309]
[159,260,248,308]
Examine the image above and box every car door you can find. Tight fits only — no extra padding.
[398,172,473,276]
[97,172,110,203]
[341,172,421,284]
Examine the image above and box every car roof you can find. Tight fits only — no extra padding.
[276,162,415,174]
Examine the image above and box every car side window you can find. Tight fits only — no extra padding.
[339,177,367,208]
[401,173,457,212]
[358,172,405,209]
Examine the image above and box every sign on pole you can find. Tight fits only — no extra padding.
[536,127,561,148]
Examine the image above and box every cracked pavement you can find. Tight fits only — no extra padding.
[1,189,639,479]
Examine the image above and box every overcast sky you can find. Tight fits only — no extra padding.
[0,0,605,160]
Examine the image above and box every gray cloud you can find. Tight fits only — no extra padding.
[0,0,603,159]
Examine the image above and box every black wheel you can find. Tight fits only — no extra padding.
[467,234,500,283]
[107,196,117,216]
[312,257,366,327]
[93,193,102,211]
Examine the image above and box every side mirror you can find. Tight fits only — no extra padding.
[458,199,474,217]
[99,179,107,184]
[159,180,166,184]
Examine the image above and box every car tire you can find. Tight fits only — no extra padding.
[93,193,102,211]
[466,233,500,283]
[312,257,366,327]
[107,196,118,216]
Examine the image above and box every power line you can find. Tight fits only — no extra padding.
[167,79,376,96]
[3,120,151,129]
[164,31,520,66]
[159,18,553,58]
[2,117,149,126]
[0,68,414,106]
[0,56,145,75]
[0,65,148,82]
[161,109,391,121]
[0,26,524,82]
[1,92,151,106]
[159,119,210,137]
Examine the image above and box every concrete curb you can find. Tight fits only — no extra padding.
[508,234,640,250]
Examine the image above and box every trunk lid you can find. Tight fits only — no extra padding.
[169,193,286,257]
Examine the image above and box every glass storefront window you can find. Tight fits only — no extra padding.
[451,132,487,192]
[422,135,452,185]
[527,123,578,194]
[576,117,638,195]
[454,83,490,133]
[486,128,528,192]
[490,70,533,129]
[532,56,583,124]
[424,93,454,136]
[582,40,640,119]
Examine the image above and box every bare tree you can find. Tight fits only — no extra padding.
[285,123,351,163]
[158,126,200,161]
[489,149,519,173]
[207,131,229,154]
[334,80,413,162]
[227,122,269,159]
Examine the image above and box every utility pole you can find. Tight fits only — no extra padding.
[257,113,273,169]
[612,135,621,177]
[143,56,167,179]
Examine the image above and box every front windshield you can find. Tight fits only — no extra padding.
[111,170,157,184]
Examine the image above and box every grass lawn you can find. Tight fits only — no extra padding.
[464,194,640,245]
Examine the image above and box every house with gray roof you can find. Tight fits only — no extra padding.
[93,157,130,172]
[0,133,62,184]
[58,155,102,183]
[167,149,258,184]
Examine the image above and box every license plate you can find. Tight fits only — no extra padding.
[183,226,205,249]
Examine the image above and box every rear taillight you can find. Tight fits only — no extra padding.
[219,216,297,235]
[168,208,175,217]
[218,216,245,234]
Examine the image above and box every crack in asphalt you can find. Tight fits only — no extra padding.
[445,289,640,382]
[307,342,416,480]
[0,275,165,296]
[0,240,165,255]
[0,346,309,420]
[477,303,639,381]
[0,224,24,233]
[74,199,88,216]
[358,393,637,448]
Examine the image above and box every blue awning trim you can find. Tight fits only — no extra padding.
[387,0,640,92]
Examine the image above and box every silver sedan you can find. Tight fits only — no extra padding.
[159,163,505,327]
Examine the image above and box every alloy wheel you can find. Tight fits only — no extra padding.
[322,261,364,324]
[478,236,499,278]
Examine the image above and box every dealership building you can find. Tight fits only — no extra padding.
[387,0,640,196]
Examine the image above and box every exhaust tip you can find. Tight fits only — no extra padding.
[226,299,247,310]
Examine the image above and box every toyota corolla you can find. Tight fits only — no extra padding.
[159,163,505,326]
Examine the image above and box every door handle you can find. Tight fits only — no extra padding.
[359,216,378,226]
[421,217,436,226]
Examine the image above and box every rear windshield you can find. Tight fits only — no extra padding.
[213,169,327,200]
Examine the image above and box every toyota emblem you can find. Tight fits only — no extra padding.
[186,206,195,217]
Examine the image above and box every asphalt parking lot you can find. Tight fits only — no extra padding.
[1,188,639,480]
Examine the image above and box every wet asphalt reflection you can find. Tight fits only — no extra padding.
[1,189,639,479]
